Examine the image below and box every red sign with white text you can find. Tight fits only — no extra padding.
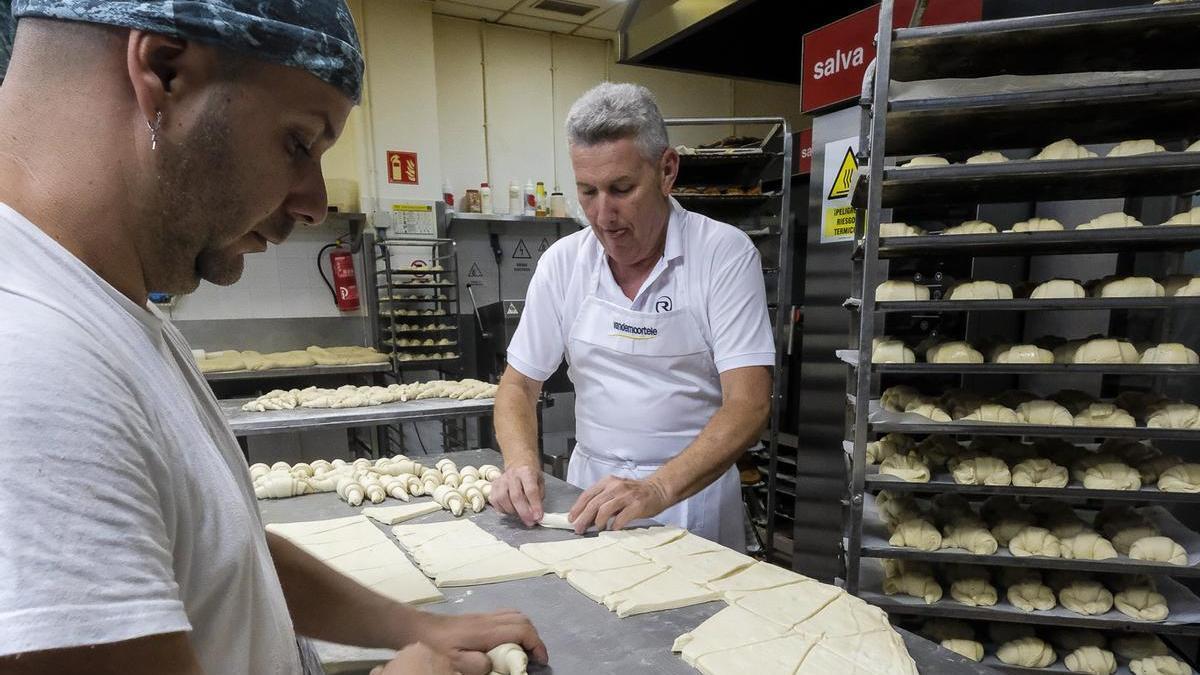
[801,0,982,113]
[795,128,813,175]
[387,151,419,185]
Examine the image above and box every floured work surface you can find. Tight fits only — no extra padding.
[266,515,442,605]
[392,518,548,587]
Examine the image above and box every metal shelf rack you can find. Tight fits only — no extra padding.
[845,0,1200,652]
[665,117,794,558]
[372,236,464,374]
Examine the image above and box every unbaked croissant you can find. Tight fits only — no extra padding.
[947,280,1013,300]
[889,518,942,551]
[940,639,983,662]
[1016,400,1074,426]
[1011,458,1069,487]
[927,341,984,364]
[958,403,1020,424]
[876,280,930,301]
[1157,463,1200,493]
[1140,343,1200,365]
[990,513,1038,547]
[432,484,465,517]
[993,344,1055,364]
[1060,532,1118,560]
[1147,403,1200,429]
[1007,580,1057,612]
[1138,455,1184,485]
[1074,403,1136,428]
[872,338,916,363]
[1031,278,1086,299]
[882,570,942,604]
[952,457,1011,486]
[904,401,952,422]
[1009,526,1062,558]
[1059,580,1114,616]
[997,637,1056,668]
[881,385,921,412]
[1084,462,1142,491]
[1072,338,1140,364]
[1092,276,1165,298]
[879,453,931,483]
[940,523,999,555]
[1114,587,1169,622]
[878,494,923,529]
[1128,536,1188,566]
[1063,646,1118,675]
[1129,655,1192,675]
[950,577,997,607]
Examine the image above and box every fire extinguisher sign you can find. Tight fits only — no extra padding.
[387,151,419,185]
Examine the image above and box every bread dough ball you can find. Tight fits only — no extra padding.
[941,523,999,555]
[966,151,1008,164]
[1084,462,1143,491]
[943,220,997,236]
[922,618,974,642]
[950,577,998,606]
[1064,646,1118,675]
[991,513,1039,547]
[1060,532,1118,560]
[940,639,984,662]
[1158,463,1200,493]
[1148,403,1200,429]
[926,341,984,364]
[1093,276,1165,298]
[881,385,920,412]
[900,155,950,168]
[1163,206,1200,226]
[1009,526,1062,558]
[882,569,942,603]
[1006,580,1057,612]
[1059,580,1114,615]
[1031,278,1086,299]
[992,344,1054,364]
[1016,400,1074,426]
[1050,628,1107,652]
[947,280,1013,300]
[1115,587,1169,622]
[1113,634,1170,660]
[1008,217,1065,233]
[1129,656,1192,675]
[1140,343,1200,364]
[1034,138,1098,160]
[1074,403,1136,428]
[880,222,925,237]
[872,338,916,364]
[888,518,941,550]
[1107,139,1166,157]
[904,401,951,422]
[876,280,930,301]
[1138,455,1183,484]
[1072,338,1140,364]
[951,457,1011,486]
[997,637,1057,668]
[1129,536,1188,566]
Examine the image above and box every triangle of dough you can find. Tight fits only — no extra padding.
[552,543,649,577]
[733,580,846,629]
[432,547,548,587]
[393,520,496,551]
[268,515,376,541]
[519,537,615,566]
[653,548,756,584]
[794,593,892,637]
[567,562,668,603]
[706,561,808,598]
[297,537,385,561]
[362,502,442,525]
[603,568,722,617]
[643,533,729,561]
[323,542,412,574]
[815,629,917,675]
[673,605,788,666]
[794,641,889,675]
[358,566,444,605]
[694,632,820,675]
[412,542,514,575]
[599,525,687,552]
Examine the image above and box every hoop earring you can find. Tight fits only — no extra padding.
[147,111,163,150]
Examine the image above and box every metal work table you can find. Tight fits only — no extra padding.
[222,398,494,437]
[259,450,996,675]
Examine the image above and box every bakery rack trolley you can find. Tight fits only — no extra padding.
[845,0,1200,666]
[664,117,794,559]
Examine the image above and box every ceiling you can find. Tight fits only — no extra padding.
[430,0,626,40]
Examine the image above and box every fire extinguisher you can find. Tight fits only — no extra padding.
[319,240,360,311]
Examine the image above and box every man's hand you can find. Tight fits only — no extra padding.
[567,475,671,535]
[489,462,545,527]
[412,610,548,675]
[371,643,453,675]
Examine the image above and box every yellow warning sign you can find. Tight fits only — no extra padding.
[826,147,858,200]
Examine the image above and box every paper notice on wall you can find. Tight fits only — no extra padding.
[820,135,859,244]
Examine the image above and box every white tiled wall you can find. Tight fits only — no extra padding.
[168,226,365,321]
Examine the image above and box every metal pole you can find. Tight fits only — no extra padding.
[766,119,792,561]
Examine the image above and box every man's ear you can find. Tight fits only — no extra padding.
[126,30,219,132]
[659,147,680,197]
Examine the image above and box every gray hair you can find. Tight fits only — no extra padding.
[565,82,669,161]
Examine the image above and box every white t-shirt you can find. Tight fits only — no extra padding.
[507,198,775,381]
[0,204,300,674]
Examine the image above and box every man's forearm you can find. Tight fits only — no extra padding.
[494,369,542,468]
[267,532,422,649]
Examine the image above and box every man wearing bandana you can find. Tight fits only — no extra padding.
[0,3,545,674]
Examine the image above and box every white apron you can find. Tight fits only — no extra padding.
[564,249,745,550]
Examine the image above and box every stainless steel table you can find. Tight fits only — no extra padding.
[223,398,494,437]
[259,450,996,675]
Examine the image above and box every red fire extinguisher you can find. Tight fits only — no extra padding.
[320,241,360,311]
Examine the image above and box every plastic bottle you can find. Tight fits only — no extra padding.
[508,181,521,215]
[441,180,455,212]
[524,179,536,216]
[479,182,492,214]
[535,181,548,217]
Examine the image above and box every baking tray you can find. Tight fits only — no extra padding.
[871,297,1200,314]
[836,349,1200,376]
[203,362,390,382]
[870,221,1200,258]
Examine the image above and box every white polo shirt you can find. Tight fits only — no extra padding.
[507,198,775,382]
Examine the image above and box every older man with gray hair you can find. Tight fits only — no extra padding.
[490,82,775,549]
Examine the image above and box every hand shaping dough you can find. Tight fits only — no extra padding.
[1079,212,1143,230]
[1016,400,1074,426]
[880,222,925,237]
[943,220,997,236]
[949,577,998,607]
[1009,527,1062,558]
[872,338,916,364]
[1064,646,1118,675]
[904,401,952,422]
[940,639,984,662]
[966,151,1008,164]
[1074,403,1136,428]
[487,643,529,675]
[889,519,942,551]
[1009,459,1069,490]
[1034,138,1098,160]
[951,457,1011,486]
[1157,463,1200,493]
[1008,580,1057,612]
[1107,139,1166,157]
[900,155,949,168]
[1129,536,1189,566]
[882,570,942,604]
[1073,338,1140,364]
[1060,532,1118,560]
[876,280,930,301]
[881,385,921,412]
[1129,656,1193,675]
[1093,276,1166,298]
[995,344,1055,364]
[1140,343,1200,364]
[1163,206,1200,226]
[1115,587,1169,622]
[941,523,999,555]
[997,637,1057,668]
[1008,217,1065,233]
[1059,580,1114,616]
[1084,462,1143,491]
[1148,403,1200,429]
[926,341,984,364]
[947,280,1014,300]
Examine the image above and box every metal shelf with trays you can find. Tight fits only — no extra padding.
[845,0,1200,654]
[370,235,464,374]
